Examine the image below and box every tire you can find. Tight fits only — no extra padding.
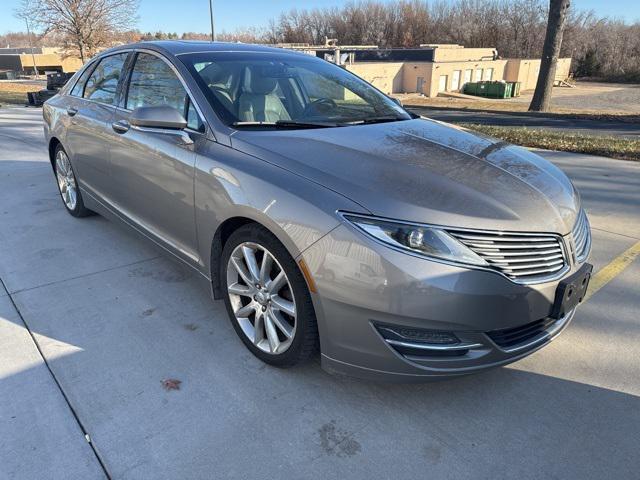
[54,144,92,217]
[221,223,319,367]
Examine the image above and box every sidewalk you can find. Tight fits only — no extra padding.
[0,281,106,480]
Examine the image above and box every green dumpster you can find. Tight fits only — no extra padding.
[463,82,478,95]
[476,82,488,97]
[504,82,514,98]
[484,81,511,99]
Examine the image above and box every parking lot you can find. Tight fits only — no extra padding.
[1,106,639,479]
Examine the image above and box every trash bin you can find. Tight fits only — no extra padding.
[484,81,511,99]
[504,82,514,98]
[511,82,521,97]
[463,82,477,95]
[476,82,488,97]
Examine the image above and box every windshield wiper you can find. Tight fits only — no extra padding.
[342,116,409,125]
[232,120,342,129]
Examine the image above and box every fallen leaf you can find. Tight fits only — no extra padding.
[161,378,182,391]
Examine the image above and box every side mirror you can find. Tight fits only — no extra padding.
[389,96,403,107]
[130,105,187,130]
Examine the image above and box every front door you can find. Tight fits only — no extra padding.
[108,52,204,265]
[438,75,448,93]
[464,69,473,86]
[451,70,461,91]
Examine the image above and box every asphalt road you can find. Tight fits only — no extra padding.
[408,106,640,138]
[1,107,639,480]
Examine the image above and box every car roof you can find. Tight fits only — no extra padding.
[104,40,304,58]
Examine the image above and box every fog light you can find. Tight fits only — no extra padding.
[377,324,459,345]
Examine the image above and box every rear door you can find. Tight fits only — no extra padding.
[64,53,129,201]
[108,51,205,265]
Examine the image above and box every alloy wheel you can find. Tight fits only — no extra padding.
[226,242,297,355]
[55,149,77,211]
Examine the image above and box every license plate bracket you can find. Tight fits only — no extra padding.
[550,263,593,319]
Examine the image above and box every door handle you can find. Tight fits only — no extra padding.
[66,107,78,117]
[111,120,130,134]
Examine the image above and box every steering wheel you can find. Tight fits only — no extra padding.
[302,97,338,117]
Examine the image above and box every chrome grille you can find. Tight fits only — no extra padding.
[571,209,591,263]
[448,229,568,283]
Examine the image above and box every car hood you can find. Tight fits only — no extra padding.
[231,118,580,234]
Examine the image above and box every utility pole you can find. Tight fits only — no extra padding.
[24,17,40,79]
[208,0,215,42]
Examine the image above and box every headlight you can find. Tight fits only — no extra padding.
[342,214,488,267]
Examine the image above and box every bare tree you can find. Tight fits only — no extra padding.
[529,0,571,112]
[16,0,139,63]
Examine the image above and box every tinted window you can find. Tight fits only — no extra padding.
[126,53,203,132]
[126,53,187,112]
[83,54,127,104]
[70,62,96,97]
[186,98,204,131]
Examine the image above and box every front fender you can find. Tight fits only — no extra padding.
[194,139,368,278]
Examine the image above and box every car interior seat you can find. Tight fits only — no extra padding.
[238,67,291,123]
[199,63,236,116]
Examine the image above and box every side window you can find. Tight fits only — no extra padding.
[83,54,127,104]
[186,98,204,132]
[126,53,187,112]
[70,62,96,97]
[127,53,204,132]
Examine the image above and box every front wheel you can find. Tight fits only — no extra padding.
[54,144,91,217]
[221,224,319,367]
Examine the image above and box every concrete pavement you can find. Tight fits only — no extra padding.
[0,281,106,479]
[1,107,639,479]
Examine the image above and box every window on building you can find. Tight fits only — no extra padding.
[474,69,483,82]
[83,53,128,105]
[483,68,494,81]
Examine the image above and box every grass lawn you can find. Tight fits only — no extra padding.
[460,124,640,162]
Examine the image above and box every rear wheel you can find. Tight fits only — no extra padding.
[221,224,318,367]
[54,144,91,217]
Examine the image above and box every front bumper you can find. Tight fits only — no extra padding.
[301,224,584,382]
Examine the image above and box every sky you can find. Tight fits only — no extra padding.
[2,0,639,36]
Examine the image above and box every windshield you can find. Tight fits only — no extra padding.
[179,51,412,128]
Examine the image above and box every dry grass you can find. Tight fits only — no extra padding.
[0,91,27,105]
[459,124,640,162]
[0,82,41,93]
[0,81,46,105]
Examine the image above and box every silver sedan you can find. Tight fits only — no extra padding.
[43,41,592,381]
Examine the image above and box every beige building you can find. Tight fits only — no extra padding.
[504,57,572,90]
[0,47,82,77]
[339,45,572,97]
